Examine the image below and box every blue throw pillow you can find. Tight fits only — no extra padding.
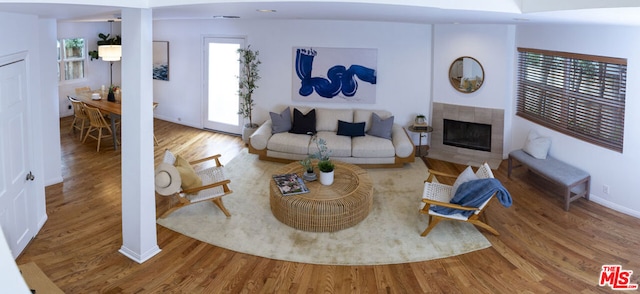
[289,108,317,134]
[367,112,394,139]
[337,120,365,137]
[270,107,292,134]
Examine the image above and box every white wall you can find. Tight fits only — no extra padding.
[152,19,432,142]
[431,24,517,156]
[40,19,63,186]
[515,24,640,217]
[57,21,121,117]
[0,11,49,291]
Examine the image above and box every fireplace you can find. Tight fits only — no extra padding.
[443,119,491,152]
[428,103,504,167]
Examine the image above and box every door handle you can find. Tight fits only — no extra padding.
[26,171,34,181]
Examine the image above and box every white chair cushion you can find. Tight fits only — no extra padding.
[523,129,551,159]
[451,166,478,198]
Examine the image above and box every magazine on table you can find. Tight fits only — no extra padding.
[273,173,310,196]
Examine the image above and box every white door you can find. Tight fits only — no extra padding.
[0,57,35,258]
[203,37,243,134]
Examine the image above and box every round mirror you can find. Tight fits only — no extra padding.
[448,56,484,93]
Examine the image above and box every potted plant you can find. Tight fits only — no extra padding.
[237,45,261,143]
[88,33,122,61]
[310,135,335,185]
[300,157,316,181]
[107,85,116,102]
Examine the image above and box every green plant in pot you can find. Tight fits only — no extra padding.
[88,33,122,61]
[317,160,335,173]
[310,135,335,185]
[237,45,261,143]
[300,157,317,181]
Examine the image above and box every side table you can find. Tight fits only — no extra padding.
[407,125,433,157]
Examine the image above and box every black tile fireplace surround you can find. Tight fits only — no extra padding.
[443,119,491,152]
[428,102,504,167]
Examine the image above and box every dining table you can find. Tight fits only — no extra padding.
[74,89,158,151]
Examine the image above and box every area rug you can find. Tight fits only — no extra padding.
[157,150,491,265]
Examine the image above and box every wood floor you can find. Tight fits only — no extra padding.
[16,116,640,293]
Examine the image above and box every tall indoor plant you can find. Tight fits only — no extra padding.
[237,45,261,143]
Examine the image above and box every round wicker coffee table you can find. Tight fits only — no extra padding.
[270,161,373,232]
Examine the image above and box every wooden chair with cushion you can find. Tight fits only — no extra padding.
[74,86,91,94]
[68,96,89,139]
[154,149,233,218]
[419,162,501,237]
[153,103,159,146]
[82,105,118,152]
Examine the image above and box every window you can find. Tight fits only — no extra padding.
[58,38,85,81]
[516,48,627,153]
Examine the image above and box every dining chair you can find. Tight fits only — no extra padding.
[83,105,118,152]
[74,86,91,94]
[153,103,159,146]
[68,96,89,140]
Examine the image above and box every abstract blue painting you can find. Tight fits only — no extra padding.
[292,47,377,103]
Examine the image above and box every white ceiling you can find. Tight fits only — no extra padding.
[1,0,640,26]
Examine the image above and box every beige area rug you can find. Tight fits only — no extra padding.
[157,150,491,265]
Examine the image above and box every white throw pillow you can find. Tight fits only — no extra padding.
[451,166,479,198]
[523,130,551,159]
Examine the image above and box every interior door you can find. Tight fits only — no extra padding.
[202,37,243,134]
[0,57,35,258]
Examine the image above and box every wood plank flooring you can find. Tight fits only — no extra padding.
[16,116,640,293]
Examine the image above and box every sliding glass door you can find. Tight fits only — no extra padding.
[203,37,244,133]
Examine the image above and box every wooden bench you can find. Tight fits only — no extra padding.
[508,149,590,211]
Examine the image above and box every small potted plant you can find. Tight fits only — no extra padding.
[300,157,316,181]
[310,135,335,185]
[107,85,117,102]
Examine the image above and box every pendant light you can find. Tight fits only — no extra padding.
[98,20,121,62]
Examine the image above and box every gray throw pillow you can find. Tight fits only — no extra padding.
[367,112,394,140]
[270,107,292,134]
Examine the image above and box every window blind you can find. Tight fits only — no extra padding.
[516,48,626,153]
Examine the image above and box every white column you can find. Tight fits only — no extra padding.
[119,8,161,263]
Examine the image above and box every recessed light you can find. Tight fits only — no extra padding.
[256,9,277,13]
[213,15,240,19]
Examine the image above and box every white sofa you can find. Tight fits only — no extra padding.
[248,107,415,167]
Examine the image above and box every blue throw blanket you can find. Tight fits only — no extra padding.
[431,178,512,217]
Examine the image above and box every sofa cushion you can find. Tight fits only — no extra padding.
[269,107,292,134]
[316,108,353,132]
[337,120,365,137]
[310,131,352,157]
[352,135,396,158]
[267,132,312,155]
[174,155,202,190]
[523,130,551,159]
[451,166,478,198]
[367,112,394,140]
[354,109,393,132]
[290,108,316,134]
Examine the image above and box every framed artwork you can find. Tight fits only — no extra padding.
[292,46,377,104]
[153,41,169,81]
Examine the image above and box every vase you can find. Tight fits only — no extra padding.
[107,92,115,102]
[303,171,317,181]
[242,124,258,144]
[319,170,334,186]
